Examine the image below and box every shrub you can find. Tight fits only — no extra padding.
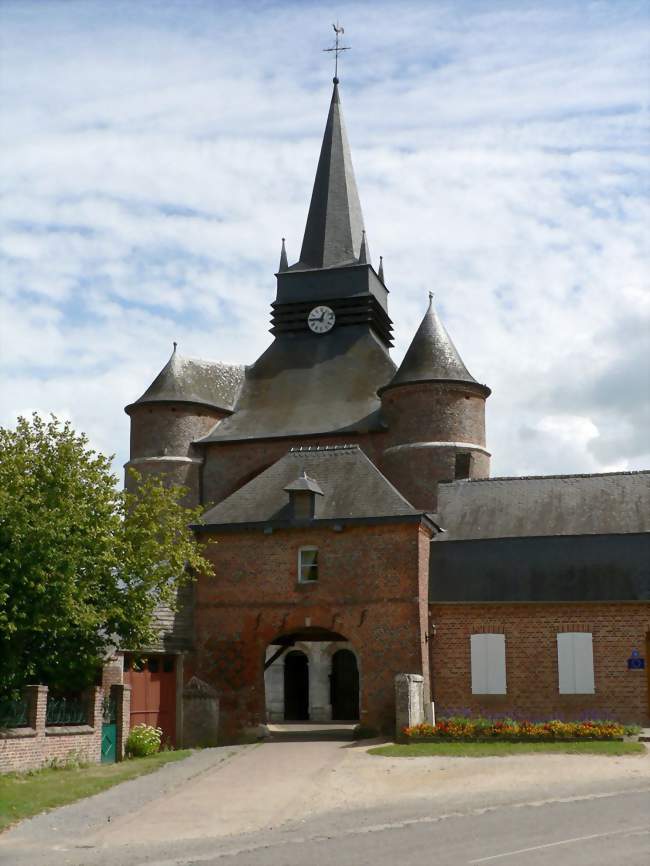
[126,723,163,757]
[403,717,626,742]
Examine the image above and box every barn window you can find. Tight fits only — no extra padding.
[298,547,319,582]
[557,633,595,694]
[471,633,507,694]
[455,453,471,479]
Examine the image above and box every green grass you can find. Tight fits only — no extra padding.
[368,741,647,758]
[0,750,192,832]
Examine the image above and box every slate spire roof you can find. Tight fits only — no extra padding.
[383,295,490,395]
[296,80,366,270]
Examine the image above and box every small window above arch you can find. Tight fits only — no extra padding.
[298,547,319,583]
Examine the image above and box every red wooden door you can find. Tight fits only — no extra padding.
[125,656,176,746]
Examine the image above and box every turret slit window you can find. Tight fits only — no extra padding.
[455,453,471,479]
[298,547,319,583]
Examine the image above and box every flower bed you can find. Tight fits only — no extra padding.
[403,717,626,742]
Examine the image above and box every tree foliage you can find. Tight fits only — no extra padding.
[0,414,213,694]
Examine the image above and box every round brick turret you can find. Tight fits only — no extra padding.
[379,298,490,511]
[124,346,244,506]
[125,403,226,506]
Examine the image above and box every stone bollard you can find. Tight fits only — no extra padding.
[182,676,219,747]
[394,674,424,742]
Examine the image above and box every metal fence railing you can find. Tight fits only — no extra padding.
[0,696,29,728]
[46,696,88,726]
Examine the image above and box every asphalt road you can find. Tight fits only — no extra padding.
[1,739,648,866]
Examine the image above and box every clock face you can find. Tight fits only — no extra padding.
[307,305,336,334]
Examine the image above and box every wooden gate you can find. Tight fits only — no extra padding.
[124,655,177,745]
[101,695,117,763]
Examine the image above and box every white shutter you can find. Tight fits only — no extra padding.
[471,634,506,694]
[471,634,488,694]
[486,634,507,694]
[573,633,595,694]
[557,633,575,693]
[557,633,595,694]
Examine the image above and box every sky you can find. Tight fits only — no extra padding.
[1,0,648,480]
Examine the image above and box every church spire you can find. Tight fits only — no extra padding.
[297,80,365,269]
[386,294,489,393]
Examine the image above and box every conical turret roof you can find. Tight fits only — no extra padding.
[126,344,244,413]
[383,296,490,395]
[296,80,365,269]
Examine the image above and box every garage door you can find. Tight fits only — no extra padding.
[124,655,176,746]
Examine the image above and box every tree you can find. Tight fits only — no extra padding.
[0,414,213,694]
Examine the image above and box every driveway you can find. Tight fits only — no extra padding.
[1,738,649,865]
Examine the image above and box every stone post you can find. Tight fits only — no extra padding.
[394,674,424,742]
[24,684,48,734]
[111,683,131,761]
[182,676,219,747]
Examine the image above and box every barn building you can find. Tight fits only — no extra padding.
[116,77,650,744]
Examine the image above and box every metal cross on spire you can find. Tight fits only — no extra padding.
[323,22,350,82]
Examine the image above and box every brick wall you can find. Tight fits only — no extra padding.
[429,603,650,724]
[0,684,131,773]
[188,521,432,739]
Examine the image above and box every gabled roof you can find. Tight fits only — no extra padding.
[126,344,245,414]
[198,444,421,528]
[382,296,489,395]
[294,81,366,270]
[436,471,650,540]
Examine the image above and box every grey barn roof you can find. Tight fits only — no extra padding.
[198,444,419,527]
[436,471,650,540]
[429,533,650,602]
[127,345,244,413]
[383,296,489,394]
[295,81,366,270]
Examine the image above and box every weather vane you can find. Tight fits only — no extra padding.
[323,22,350,82]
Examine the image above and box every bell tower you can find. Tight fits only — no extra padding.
[271,79,393,347]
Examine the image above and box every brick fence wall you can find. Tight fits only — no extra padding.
[0,684,131,773]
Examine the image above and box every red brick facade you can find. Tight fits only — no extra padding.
[429,603,650,725]
[188,522,433,738]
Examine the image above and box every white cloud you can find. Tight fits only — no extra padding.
[1,0,648,480]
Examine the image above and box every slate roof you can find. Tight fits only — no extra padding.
[127,345,244,413]
[429,533,650,602]
[383,296,489,394]
[295,81,366,270]
[436,471,650,540]
[198,444,420,527]
[199,328,395,442]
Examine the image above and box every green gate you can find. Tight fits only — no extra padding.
[101,695,117,763]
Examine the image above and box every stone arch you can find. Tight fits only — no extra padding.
[263,627,358,723]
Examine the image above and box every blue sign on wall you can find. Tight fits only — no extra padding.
[627,649,645,670]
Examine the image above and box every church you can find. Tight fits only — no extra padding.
[117,75,649,744]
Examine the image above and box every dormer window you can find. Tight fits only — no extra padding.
[284,470,324,520]
[299,547,319,583]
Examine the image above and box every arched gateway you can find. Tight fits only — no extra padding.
[265,628,360,723]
